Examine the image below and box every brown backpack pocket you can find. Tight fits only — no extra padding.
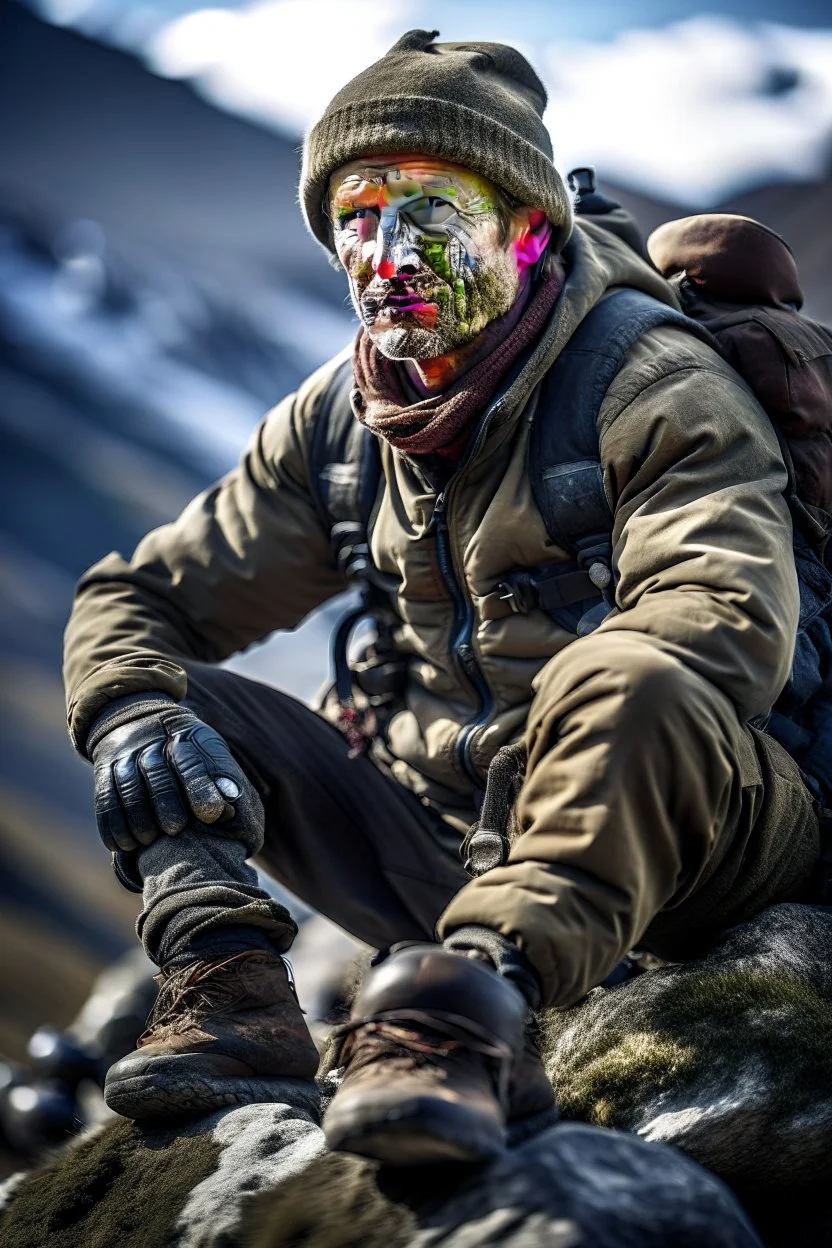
[708,309,832,512]
[714,309,832,436]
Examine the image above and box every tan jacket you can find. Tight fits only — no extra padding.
[64,221,799,1002]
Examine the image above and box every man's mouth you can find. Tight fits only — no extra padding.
[363,282,438,311]
[361,282,442,331]
[383,293,437,312]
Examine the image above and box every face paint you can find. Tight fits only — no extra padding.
[513,209,551,273]
[329,157,551,363]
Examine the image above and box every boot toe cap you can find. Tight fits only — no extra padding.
[324,1082,506,1165]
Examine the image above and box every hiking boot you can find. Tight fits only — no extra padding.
[104,950,320,1120]
[507,1025,558,1128]
[323,944,546,1166]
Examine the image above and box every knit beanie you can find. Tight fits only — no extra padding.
[300,29,573,254]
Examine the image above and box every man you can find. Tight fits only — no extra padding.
[63,31,819,1163]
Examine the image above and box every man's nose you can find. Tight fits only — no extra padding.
[372,217,418,279]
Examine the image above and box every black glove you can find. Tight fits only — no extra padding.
[86,694,264,855]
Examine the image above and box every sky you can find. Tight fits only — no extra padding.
[27,0,832,204]
[29,0,832,41]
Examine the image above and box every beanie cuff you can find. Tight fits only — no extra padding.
[301,95,573,254]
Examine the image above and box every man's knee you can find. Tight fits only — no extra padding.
[532,632,739,750]
[180,660,299,744]
[179,660,259,719]
[177,661,350,803]
[177,661,292,794]
[610,641,700,720]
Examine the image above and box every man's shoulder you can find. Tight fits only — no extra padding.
[554,228,755,432]
[290,343,354,432]
[598,315,757,432]
[255,343,354,478]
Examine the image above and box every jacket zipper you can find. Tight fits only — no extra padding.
[431,402,507,787]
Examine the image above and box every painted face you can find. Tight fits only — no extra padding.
[328,156,551,360]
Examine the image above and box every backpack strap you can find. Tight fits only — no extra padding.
[307,357,382,584]
[508,287,707,635]
[306,359,403,745]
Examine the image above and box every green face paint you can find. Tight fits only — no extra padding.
[421,238,453,285]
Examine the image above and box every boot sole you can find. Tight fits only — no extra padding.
[105,1053,319,1121]
[324,1093,505,1166]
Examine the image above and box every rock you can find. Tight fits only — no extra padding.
[5,901,832,1245]
[0,1080,322,1248]
[0,1084,758,1248]
[540,903,832,1241]
[245,1118,761,1247]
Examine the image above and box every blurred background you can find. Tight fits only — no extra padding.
[0,0,831,1161]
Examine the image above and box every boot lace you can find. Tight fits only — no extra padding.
[139,951,260,1044]
[325,1008,514,1104]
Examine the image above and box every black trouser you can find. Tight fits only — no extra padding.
[134,662,471,966]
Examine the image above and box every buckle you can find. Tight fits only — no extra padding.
[338,542,371,581]
[496,579,531,615]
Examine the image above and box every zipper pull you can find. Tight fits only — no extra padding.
[457,643,478,679]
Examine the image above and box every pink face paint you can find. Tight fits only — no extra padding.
[393,299,439,329]
[513,209,552,273]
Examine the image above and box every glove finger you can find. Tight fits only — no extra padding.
[138,741,188,837]
[175,726,264,853]
[95,762,138,854]
[113,752,159,845]
[189,728,244,818]
[216,775,241,801]
[168,733,232,824]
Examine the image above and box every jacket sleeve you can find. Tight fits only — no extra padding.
[591,333,799,720]
[63,381,347,753]
[438,331,800,1005]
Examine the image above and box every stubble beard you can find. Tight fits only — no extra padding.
[368,321,462,360]
[352,279,464,360]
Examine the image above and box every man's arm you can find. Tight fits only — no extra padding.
[64,369,348,754]
[438,330,800,1006]
[592,332,798,721]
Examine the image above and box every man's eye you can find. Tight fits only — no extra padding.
[407,197,457,227]
[338,206,379,228]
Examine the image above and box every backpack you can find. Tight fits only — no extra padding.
[646,209,832,806]
[306,172,832,840]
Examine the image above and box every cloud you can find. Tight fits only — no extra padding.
[144,5,832,203]
[540,17,832,203]
[145,0,419,135]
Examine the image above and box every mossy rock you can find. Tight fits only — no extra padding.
[540,903,832,1213]
[242,1122,759,1248]
[0,1118,222,1248]
[4,903,831,1246]
[0,1102,758,1247]
[242,1152,416,1248]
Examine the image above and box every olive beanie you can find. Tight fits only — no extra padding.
[300,29,573,254]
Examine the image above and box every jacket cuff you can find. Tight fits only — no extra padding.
[442,924,542,1010]
[85,692,179,758]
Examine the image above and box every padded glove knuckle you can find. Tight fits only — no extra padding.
[168,732,227,823]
